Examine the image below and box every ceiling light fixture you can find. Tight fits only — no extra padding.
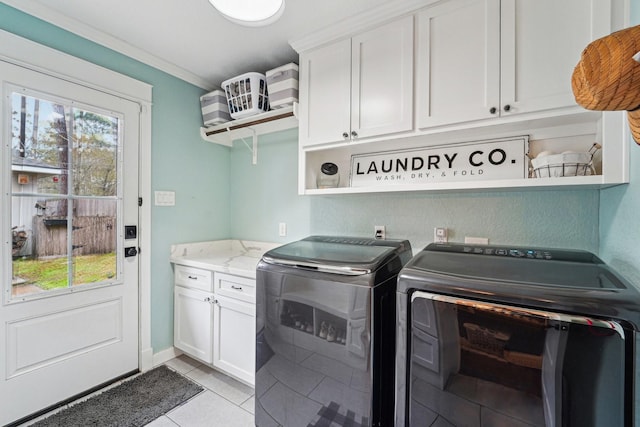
[208,0,285,27]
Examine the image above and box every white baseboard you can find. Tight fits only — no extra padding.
[140,347,154,371]
[151,347,183,368]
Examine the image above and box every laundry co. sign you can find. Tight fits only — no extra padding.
[349,136,529,187]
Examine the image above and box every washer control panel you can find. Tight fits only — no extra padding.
[427,243,600,264]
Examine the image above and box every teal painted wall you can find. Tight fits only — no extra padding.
[0,4,231,353]
[599,2,640,286]
[309,190,599,253]
[228,133,600,254]
[229,128,310,242]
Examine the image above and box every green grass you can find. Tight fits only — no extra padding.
[13,253,117,290]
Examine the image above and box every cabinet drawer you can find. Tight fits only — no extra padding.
[174,265,213,292]
[215,273,255,303]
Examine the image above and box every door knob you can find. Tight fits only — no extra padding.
[124,247,138,257]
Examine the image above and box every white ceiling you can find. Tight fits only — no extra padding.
[3,0,400,90]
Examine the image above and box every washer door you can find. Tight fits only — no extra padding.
[407,291,628,427]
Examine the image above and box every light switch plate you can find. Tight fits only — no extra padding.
[154,191,175,206]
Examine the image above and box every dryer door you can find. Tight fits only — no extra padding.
[406,291,628,427]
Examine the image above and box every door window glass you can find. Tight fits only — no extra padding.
[10,92,120,299]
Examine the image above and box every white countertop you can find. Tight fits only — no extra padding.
[169,240,282,279]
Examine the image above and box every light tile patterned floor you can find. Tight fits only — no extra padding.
[19,355,255,427]
[149,355,255,427]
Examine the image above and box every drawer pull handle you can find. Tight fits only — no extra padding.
[188,275,198,280]
[231,285,243,291]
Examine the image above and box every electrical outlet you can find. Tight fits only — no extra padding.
[434,227,448,243]
[374,225,386,239]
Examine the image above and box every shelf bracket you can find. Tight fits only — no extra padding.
[239,128,258,165]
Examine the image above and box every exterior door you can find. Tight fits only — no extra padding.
[0,60,140,425]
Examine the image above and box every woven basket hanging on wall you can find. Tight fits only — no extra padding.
[572,24,640,144]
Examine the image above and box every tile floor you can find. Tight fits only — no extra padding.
[21,355,256,427]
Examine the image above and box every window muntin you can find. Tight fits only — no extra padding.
[9,91,122,300]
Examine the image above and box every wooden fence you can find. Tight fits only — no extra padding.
[32,215,116,257]
[43,198,117,217]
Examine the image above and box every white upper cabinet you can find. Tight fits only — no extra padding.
[416,0,500,128]
[294,0,628,195]
[417,0,612,129]
[299,15,414,147]
[299,38,351,147]
[500,0,611,116]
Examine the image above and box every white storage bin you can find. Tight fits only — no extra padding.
[266,63,299,109]
[200,89,231,126]
[221,72,269,119]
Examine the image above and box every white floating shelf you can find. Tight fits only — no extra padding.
[200,103,298,147]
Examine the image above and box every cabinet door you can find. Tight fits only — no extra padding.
[500,0,612,115]
[351,15,414,139]
[174,286,214,364]
[213,295,256,385]
[416,0,500,128]
[299,39,352,147]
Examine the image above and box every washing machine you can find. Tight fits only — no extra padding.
[255,235,412,427]
[396,243,640,427]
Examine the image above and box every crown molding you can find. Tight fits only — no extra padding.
[290,0,437,53]
[1,0,214,90]
[0,29,152,103]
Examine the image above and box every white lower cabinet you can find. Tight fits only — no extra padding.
[174,285,214,364]
[173,264,256,385]
[213,294,256,385]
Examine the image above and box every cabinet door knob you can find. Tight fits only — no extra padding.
[342,132,349,138]
[489,107,497,114]
[503,104,511,112]
[204,297,211,302]
[351,130,358,138]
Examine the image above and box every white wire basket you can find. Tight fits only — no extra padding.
[530,143,600,178]
[221,72,269,119]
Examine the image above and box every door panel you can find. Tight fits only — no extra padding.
[213,294,255,385]
[417,0,500,128]
[352,15,414,139]
[174,286,214,364]
[1,60,139,426]
[299,39,351,147]
[6,298,123,378]
[500,0,612,114]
